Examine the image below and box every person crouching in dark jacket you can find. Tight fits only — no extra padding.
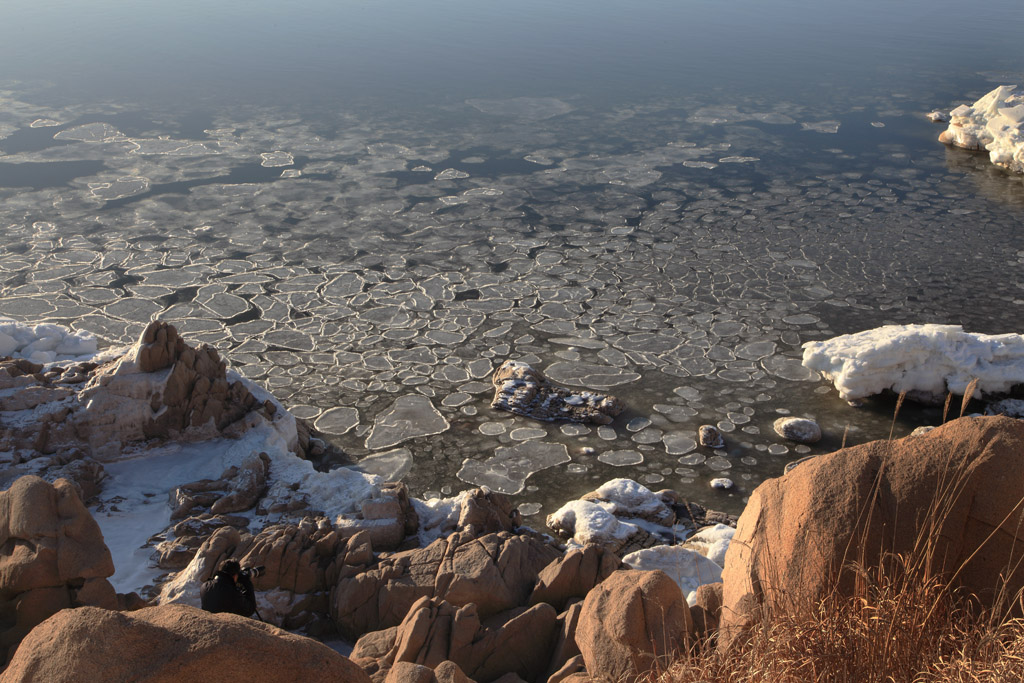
[200,559,257,617]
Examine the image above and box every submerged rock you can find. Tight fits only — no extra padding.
[773,416,822,444]
[489,360,625,425]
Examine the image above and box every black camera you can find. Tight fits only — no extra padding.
[240,565,265,579]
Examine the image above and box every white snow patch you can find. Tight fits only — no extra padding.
[0,317,98,363]
[684,523,735,567]
[623,545,724,606]
[802,324,1024,401]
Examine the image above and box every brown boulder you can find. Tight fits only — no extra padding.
[529,546,622,611]
[720,416,1024,650]
[0,476,116,662]
[333,531,561,639]
[0,604,370,683]
[575,570,691,683]
[360,596,559,683]
[690,582,722,640]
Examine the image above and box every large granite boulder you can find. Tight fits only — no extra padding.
[333,531,561,640]
[0,476,117,662]
[528,545,623,611]
[720,416,1024,649]
[0,604,370,682]
[575,570,692,683]
[353,596,560,683]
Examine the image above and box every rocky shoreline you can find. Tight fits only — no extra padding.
[2,320,1024,682]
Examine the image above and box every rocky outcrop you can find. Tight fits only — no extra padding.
[335,482,420,550]
[575,570,692,683]
[720,416,1024,650]
[160,517,367,633]
[0,476,117,663]
[353,596,560,683]
[0,604,371,683]
[490,361,624,425]
[333,531,561,640]
[690,582,723,640]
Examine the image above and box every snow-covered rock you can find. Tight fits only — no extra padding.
[773,416,822,443]
[681,523,735,567]
[802,324,1024,403]
[938,85,1024,174]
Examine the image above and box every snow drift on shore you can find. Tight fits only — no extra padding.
[802,324,1024,402]
[939,85,1024,174]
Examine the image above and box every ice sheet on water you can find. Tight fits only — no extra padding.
[466,97,574,120]
[314,406,360,435]
[54,122,122,142]
[597,449,644,466]
[456,441,570,494]
[365,395,450,449]
[544,361,641,389]
[354,447,413,481]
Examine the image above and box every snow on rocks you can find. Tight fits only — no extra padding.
[802,324,1024,403]
[546,478,735,556]
[0,317,98,364]
[773,416,822,443]
[985,398,1024,418]
[681,523,735,567]
[489,360,625,425]
[927,110,950,123]
[622,545,724,606]
[938,85,1024,174]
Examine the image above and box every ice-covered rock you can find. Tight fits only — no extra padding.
[699,424,725,448]
[622,545,724,606]
[985,398,1024,418]
[927,110,950,123]
[710,477,733,490]
[773,416,822,443]
[802,324,1024,402]
[938,85,1024,174]
[489,360,625,425]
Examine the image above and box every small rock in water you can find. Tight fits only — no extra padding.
[773,417,822,444]
[489,360,625,425]
[985,398,1024,418]
[699,425,725,449]
[710,477,733,490]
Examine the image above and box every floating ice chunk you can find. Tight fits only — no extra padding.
[927,110,950,123]
[314,406,360,435]
[89,176,150,201]
[710,477,734,490]
[260,151,294,167]
[30,118,61,128]
[802,324,1024,402]
[801,120,841,133]
[938,85,1024,173]
[457,441,570,494]
[718,156,759,163]
[597,449,644,466]
[623,545,723,606]
[54,122,122,142]
[365,395,450,449]
[544,361,641,389]
[354,447,413,481]
[434,168,469,180]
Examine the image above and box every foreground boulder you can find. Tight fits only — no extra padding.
[0,476,117,662]
[0,604,370,683]
[721,416,1024,649]
[575,570,692,683]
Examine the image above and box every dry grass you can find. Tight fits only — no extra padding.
[656,386,1024,683]
[659,555,1024,683]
